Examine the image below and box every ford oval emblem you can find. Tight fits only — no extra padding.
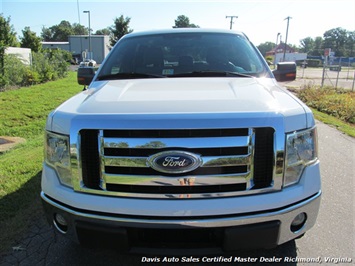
[147,151,202,174]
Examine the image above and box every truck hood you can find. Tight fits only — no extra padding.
[50,77,313,133]
[66,78,303,114]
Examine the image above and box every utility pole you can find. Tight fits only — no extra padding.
[77,0,81,24]
[83,10,91,59]
[274,32,281,67]
[226,16,238,30]
[283,16,292,61]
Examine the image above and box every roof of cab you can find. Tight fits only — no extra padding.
[121,28,246,39]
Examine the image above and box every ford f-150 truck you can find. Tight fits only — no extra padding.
[41,28,321,253]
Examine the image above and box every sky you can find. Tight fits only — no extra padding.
[1,0,354,46]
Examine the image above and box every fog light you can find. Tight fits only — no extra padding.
[291,212,307,232]
[53,213,68,234]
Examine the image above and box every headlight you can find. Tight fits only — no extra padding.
[45,131,72,187]
[284,127,318,187]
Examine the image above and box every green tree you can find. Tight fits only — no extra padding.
[313,36,324,56]
[20,27,42,52]
[299,37,314,53]
[109,15,133,47]
[41,26,53,41]
[345,31,355,57]
[95,28,111,35]
[173,15,199,28]
[72,23,88,35]
[52,20,74,41]
[0,14,19,78]
[323,27,348,56]
[257,42,274,56]
[41,20,75,41]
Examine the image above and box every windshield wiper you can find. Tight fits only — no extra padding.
[169,71,253,78]
[97,72,166,81]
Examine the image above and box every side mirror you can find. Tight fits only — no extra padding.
[272,62,296,82]
[77,67,95,86]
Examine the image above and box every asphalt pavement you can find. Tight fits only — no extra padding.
[1,120,354,266]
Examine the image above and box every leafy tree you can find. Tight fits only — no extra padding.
[299,37,314,53]
[109,15,133,47]
[301,36,323,56]
[41,26,53,42]
[72,23,88,35]
[52,20,75,41]
[0,14,19,78]
[95,28,111,35]
[313,37,324,56]
[345,31,355,57]
[41,21,89,41]
[323,27,348,56]
[256,42,274,56]
[20,27,42,52]
[173,15,199,28]
[41,20,75,41]
[298,28,355,57]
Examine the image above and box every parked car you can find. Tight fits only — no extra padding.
[79,59,96,67]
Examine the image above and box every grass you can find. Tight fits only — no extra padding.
[311,108,355,137]
[297,86,355,124]
[0,71,82,253]
[295,85,355,137]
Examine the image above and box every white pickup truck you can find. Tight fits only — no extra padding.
[41,28,321,253]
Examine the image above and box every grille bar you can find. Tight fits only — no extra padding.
[103,136,250,149]
[104,147,249,157]
[104,128,249,138]
[104,173,249,186]
[105,165,248,176]
[104,154,251,168]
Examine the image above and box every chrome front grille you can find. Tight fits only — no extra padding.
[78,128,275,198]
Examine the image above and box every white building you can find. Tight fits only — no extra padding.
[274,53,307,64]
[41,35,110,64]
[41,42,70,51]
[5,47,32,65]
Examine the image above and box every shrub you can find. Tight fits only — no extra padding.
[32,52,55,82]
[298,86,355,124]
[265,55,274,65]
[306,59,322,68]
[1,54,28,90]
[44,49,71,79]
[0,49,70,91]
[23,68,40,86]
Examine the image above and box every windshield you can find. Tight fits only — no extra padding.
[98,32,269,79]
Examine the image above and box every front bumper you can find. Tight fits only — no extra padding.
[41,190,321,253]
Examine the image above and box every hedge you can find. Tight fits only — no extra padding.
[0,49,71,91]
